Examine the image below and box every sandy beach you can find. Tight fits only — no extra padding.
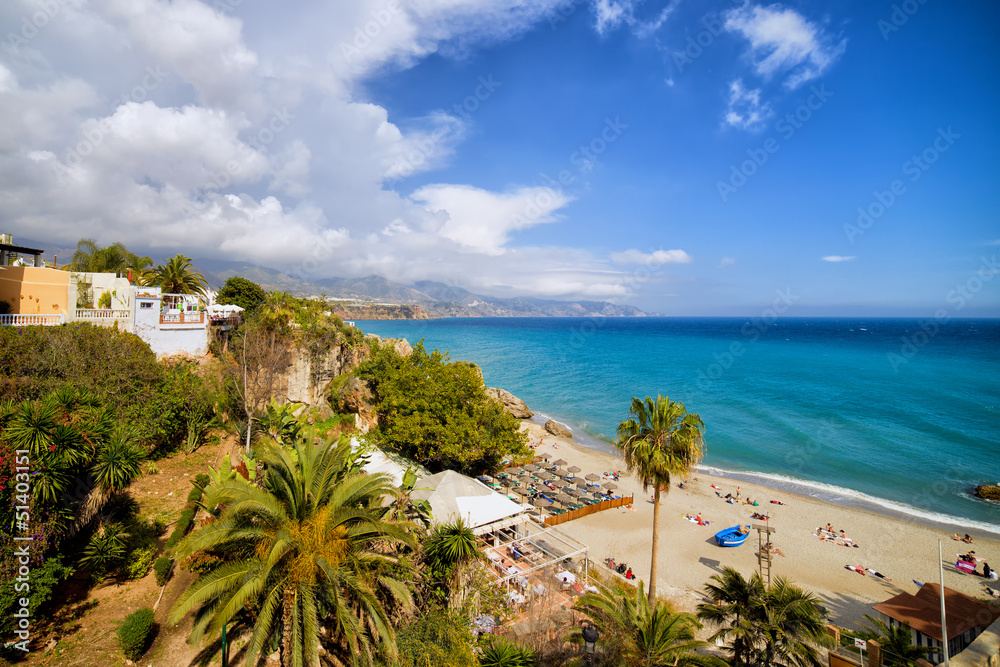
[519,422,1000,628]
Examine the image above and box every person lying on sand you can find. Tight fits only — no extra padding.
[845,565,866,575]
[766,543,785,557]
[984,586,1000,598]
[770,500,786,505]
[866,568,891,581]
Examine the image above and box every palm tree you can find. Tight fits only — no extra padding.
[152,254,208,296]
[856,615,930,667]
[695,566,763,667]
[170,439,415,667]
[576,582,726,667]
[423,518,482,609]
[615,395,705,607]
[698,567,830,667]
[68,238,152,281]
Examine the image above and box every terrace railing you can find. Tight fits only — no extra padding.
[160,311,205,324]
[0,314,65,327]
[75,308,132,323]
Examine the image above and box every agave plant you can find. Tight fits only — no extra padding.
[479,636,538,667]
[79,522,130,571]
[89,432,144,494]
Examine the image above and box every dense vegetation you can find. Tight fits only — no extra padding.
[357,339,530,476]
[216,275,267,315]
[0,324,217,451]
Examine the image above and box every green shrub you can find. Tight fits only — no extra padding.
[0,554,74,640]
[357,340,530,475]
[126,544,157,580]
[186,485,203,502]
[195,473,210,488]
[153,557,172,586]
[165,508,195,548]
[395,611,477,667]
[117,607,156,661]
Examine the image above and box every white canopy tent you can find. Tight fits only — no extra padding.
[411,470,530,530]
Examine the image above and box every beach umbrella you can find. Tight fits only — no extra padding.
[513,487,530,497]
[523,464,540,472]
[605,482,618,490]
[537,452,553,461]
[574,478,589,488]
[553,468,570,477]
[556,493,574,504]
[537,471,555,480]
[500,478,513,487]
[591,491,606,501]
[567,465,581,473]
[504,466,520,475]
[550,479,568,488]
[553,458,568,467]
[585,473,601,481]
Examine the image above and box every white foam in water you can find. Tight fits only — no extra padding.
[697,465,1000,537]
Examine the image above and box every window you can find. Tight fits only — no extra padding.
[140,302,153,309]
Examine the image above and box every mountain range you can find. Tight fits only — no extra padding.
[195,259,649,317]
[15,237,648,317]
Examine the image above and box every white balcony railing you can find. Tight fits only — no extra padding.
[75,309,132,321]
[0,314,65,327]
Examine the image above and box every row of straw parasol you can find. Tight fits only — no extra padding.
[499,454,619,511]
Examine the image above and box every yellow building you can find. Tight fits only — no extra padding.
[0,266,72,316]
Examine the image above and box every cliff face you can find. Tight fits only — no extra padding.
[277,335,412,431]
[277,341,369,406]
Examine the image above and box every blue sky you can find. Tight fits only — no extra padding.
[1,0,997,315]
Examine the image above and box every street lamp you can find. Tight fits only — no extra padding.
[582,622,599,664]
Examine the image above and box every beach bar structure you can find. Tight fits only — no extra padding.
[411,470,532,533]
[873,584,1000,663]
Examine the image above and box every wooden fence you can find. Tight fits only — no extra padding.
[543,495,634,527]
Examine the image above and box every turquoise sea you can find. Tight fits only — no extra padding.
[353,318,1000,535]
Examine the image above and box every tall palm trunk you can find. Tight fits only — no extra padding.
[648,485,661,607]
[282,586,295,667]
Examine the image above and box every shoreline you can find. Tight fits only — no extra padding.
[518,421,1000,627]
[526,413,1000,538]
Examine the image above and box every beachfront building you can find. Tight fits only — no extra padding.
[412,469,593,628]
[873,583,1000,663]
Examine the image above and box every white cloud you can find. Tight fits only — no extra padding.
[590,0,678,37]
[724,4,846,88]
[593,0,630,35]
[411,184,573,255]
[0,0,676,303]
[98,0,261,112]
[610,249,693,265]
[724,79,771,130]
[822,255,856,262]
[718,257,736,268]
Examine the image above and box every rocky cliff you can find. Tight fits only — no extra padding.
[276,334,411,409]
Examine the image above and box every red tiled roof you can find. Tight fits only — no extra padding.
[873,583,1000,642]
